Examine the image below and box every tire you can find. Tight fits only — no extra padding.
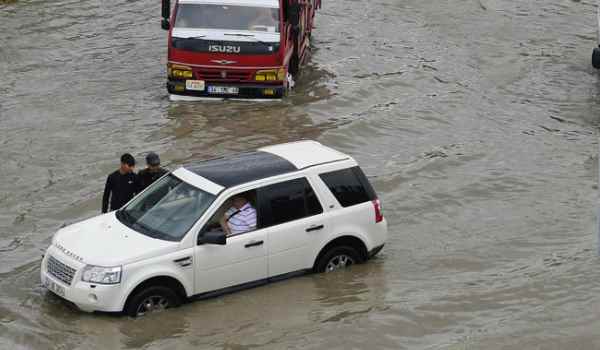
[124,285,181,317]
[314,246,362,273]
[593,47,600,69]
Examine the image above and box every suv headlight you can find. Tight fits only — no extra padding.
[81,265,122,284]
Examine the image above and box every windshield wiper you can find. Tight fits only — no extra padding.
[182,35,206,39]
[133,220,174,241]
[116,210,175,241]
[223,33,268,45]
[117,209,135,225]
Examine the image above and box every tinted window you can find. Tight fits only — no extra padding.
[259,178,323,228]
[305,183,322,216]
[319,167,376,207]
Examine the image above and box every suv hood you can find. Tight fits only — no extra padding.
[52,212,179,266]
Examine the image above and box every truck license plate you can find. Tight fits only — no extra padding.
[207,86,239,95]
[185,80,205,91]
[44,277,65,297]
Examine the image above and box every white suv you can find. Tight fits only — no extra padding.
[41,140,387,316]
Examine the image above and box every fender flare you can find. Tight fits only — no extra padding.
[310,232,371,268]
[118,269,191,311]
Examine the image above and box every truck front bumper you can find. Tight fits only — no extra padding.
[167,80,286,99]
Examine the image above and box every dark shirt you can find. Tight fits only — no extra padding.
[102,170,139,213]
[138,167,167,192]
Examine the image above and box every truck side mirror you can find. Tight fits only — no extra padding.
[161,18,170,31]
[161,0,171,30]
[198,230,226,245]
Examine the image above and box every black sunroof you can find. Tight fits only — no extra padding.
[186,151,298,188]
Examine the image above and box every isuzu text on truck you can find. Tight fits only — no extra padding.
[161,0,321,100]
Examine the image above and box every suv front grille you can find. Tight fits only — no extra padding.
[47,255,77,285]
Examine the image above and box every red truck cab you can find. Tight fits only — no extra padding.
[161,0,320,100]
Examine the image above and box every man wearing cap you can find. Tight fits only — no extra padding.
[102,153,139,213]
[138,152,168,192]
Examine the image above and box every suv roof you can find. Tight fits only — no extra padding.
[184,140,350,188]
[259,140,349,169]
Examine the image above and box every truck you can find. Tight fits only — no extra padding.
[161,0,321,100]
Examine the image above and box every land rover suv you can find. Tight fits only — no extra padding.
[40,140,387,316]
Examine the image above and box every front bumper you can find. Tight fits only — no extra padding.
[167,80,286,99]
[40,254,125,313]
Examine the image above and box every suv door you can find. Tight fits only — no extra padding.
[193,192,267,294]
[258,177,328,277]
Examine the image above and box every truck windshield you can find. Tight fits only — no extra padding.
[116,174,215,242]
[175,4,280,33]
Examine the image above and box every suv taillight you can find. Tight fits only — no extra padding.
[372,199,383,223]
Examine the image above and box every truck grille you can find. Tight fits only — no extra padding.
[47,255,77,285]
[196,68,252,82]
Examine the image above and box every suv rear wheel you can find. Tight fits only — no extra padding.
[125,285,181,317]
[315,246,361,273]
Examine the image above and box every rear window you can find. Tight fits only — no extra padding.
[319,167,376,207]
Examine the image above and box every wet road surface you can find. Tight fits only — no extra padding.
[1,0,599,349]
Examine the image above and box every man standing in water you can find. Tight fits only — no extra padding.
[101,153,138,213]
[138,152,167,191]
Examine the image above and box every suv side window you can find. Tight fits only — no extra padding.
[258,177,323,228]
[200,190,258,237]
[319,166,376,207]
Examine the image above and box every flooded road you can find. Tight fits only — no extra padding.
[1,0,599,348]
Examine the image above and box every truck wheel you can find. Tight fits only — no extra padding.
[125,285,181,317]
[593,47,600,69]
[314,246,361,273]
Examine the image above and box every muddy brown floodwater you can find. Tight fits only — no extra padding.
[1,0,599,349]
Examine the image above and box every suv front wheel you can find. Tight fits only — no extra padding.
[314,246,361,273]
[125,285,181,317]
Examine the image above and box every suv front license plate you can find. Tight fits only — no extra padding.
[185,80,205,91]
[44,277,65,297]
[207,86,239,95]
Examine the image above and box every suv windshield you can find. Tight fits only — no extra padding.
[117,174,215,242]
[175,4,280,33]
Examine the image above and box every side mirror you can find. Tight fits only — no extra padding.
[198,230,226,245]
[161,18,170,31]
[161,0,171,30]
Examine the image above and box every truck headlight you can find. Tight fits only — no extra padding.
[255,69,281,81]
[81,265,122,284]
[172,69,193,79]
[168,64,193,79]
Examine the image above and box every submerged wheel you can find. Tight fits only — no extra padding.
[314,246,361,273]
[593,47,600,69]
[124,285,181,317]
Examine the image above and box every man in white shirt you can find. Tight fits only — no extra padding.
[219,195,257,236]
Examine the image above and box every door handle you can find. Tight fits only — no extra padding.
[244,240,264,248]
[306,224,324,232]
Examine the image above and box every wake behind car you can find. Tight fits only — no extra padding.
[41,141,387,316]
